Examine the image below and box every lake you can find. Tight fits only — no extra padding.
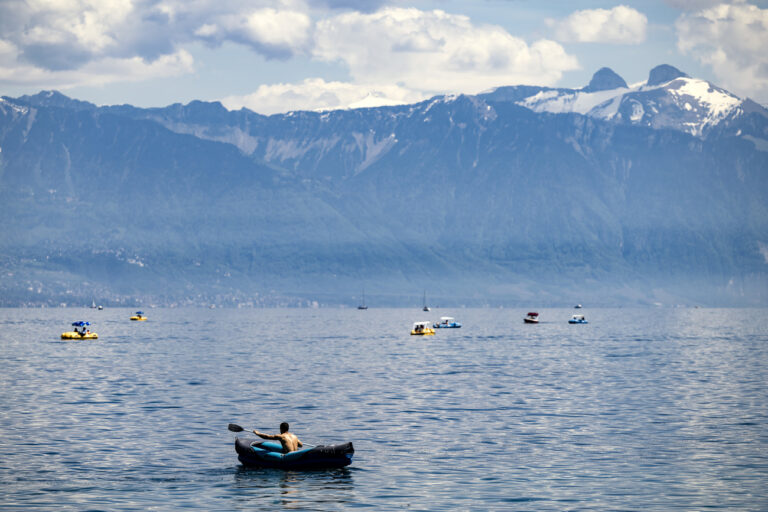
[1,307,767,510]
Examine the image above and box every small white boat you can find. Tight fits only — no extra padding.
[574,304,583,309]
[524,312,539,324]
[569,314,588,324]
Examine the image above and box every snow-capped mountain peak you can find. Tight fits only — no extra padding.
[513,65,748,137]
[584,75,742,136]
[665,78,740,118]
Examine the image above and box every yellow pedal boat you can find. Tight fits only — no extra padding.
[62,321,98,339]
[61,331,99,339]
[130,311,147,321]
[410,321,435,335]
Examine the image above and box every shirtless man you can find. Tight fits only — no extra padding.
[253,422,303,453]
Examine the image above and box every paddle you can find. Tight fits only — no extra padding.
[228,423,315,447]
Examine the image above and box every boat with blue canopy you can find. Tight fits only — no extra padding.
[130,311,147,321]
[61,321,98,339]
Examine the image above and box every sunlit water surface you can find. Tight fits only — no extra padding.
[1,307,767,510]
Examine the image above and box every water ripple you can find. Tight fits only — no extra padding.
[1,307,767,510]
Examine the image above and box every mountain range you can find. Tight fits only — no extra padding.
[1,64,767,307]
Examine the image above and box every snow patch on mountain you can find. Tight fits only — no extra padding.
[666,78,740,127]
[353,131,398,173]
[588,95,623,120]
[347,93,405,110]
[264,136,341,163]
[0,97,30,115]
[628,101,645,122]
[514,74,743,137]
[518,87,631,115]
[154,120,262,155]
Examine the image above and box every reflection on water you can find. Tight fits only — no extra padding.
[233,467,355,509]
[0,307,767,510]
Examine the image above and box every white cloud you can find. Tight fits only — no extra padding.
[221,78,425,114]
[225,6,580,113]
[244,8,311,48]
[0,0,314,90]
[676,3,768,102]
[313,8,578,95]
[1,0,136,70]
[221,7,580,114]
[0,2,579,112]
[20,0,133,51]
[548,5,648,44]
[0,47,194,89]
[193,7,312,57]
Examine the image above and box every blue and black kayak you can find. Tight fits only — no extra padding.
[235,438,354,469]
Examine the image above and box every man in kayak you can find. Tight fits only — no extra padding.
[253,422,303,453]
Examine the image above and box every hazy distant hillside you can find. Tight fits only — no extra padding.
[1,65,767,306]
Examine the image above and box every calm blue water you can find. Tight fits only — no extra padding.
[1,307,767,511]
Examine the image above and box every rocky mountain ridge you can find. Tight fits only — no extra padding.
[1,65,766,306]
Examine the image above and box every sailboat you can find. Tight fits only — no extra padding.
[357,288,368,310]
[422,291,430,312]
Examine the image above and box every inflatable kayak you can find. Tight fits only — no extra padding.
[235,438,354,469]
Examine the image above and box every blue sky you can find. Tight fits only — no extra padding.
[1,0,767,113]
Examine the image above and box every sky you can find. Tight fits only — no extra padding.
[1,0,767,114]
